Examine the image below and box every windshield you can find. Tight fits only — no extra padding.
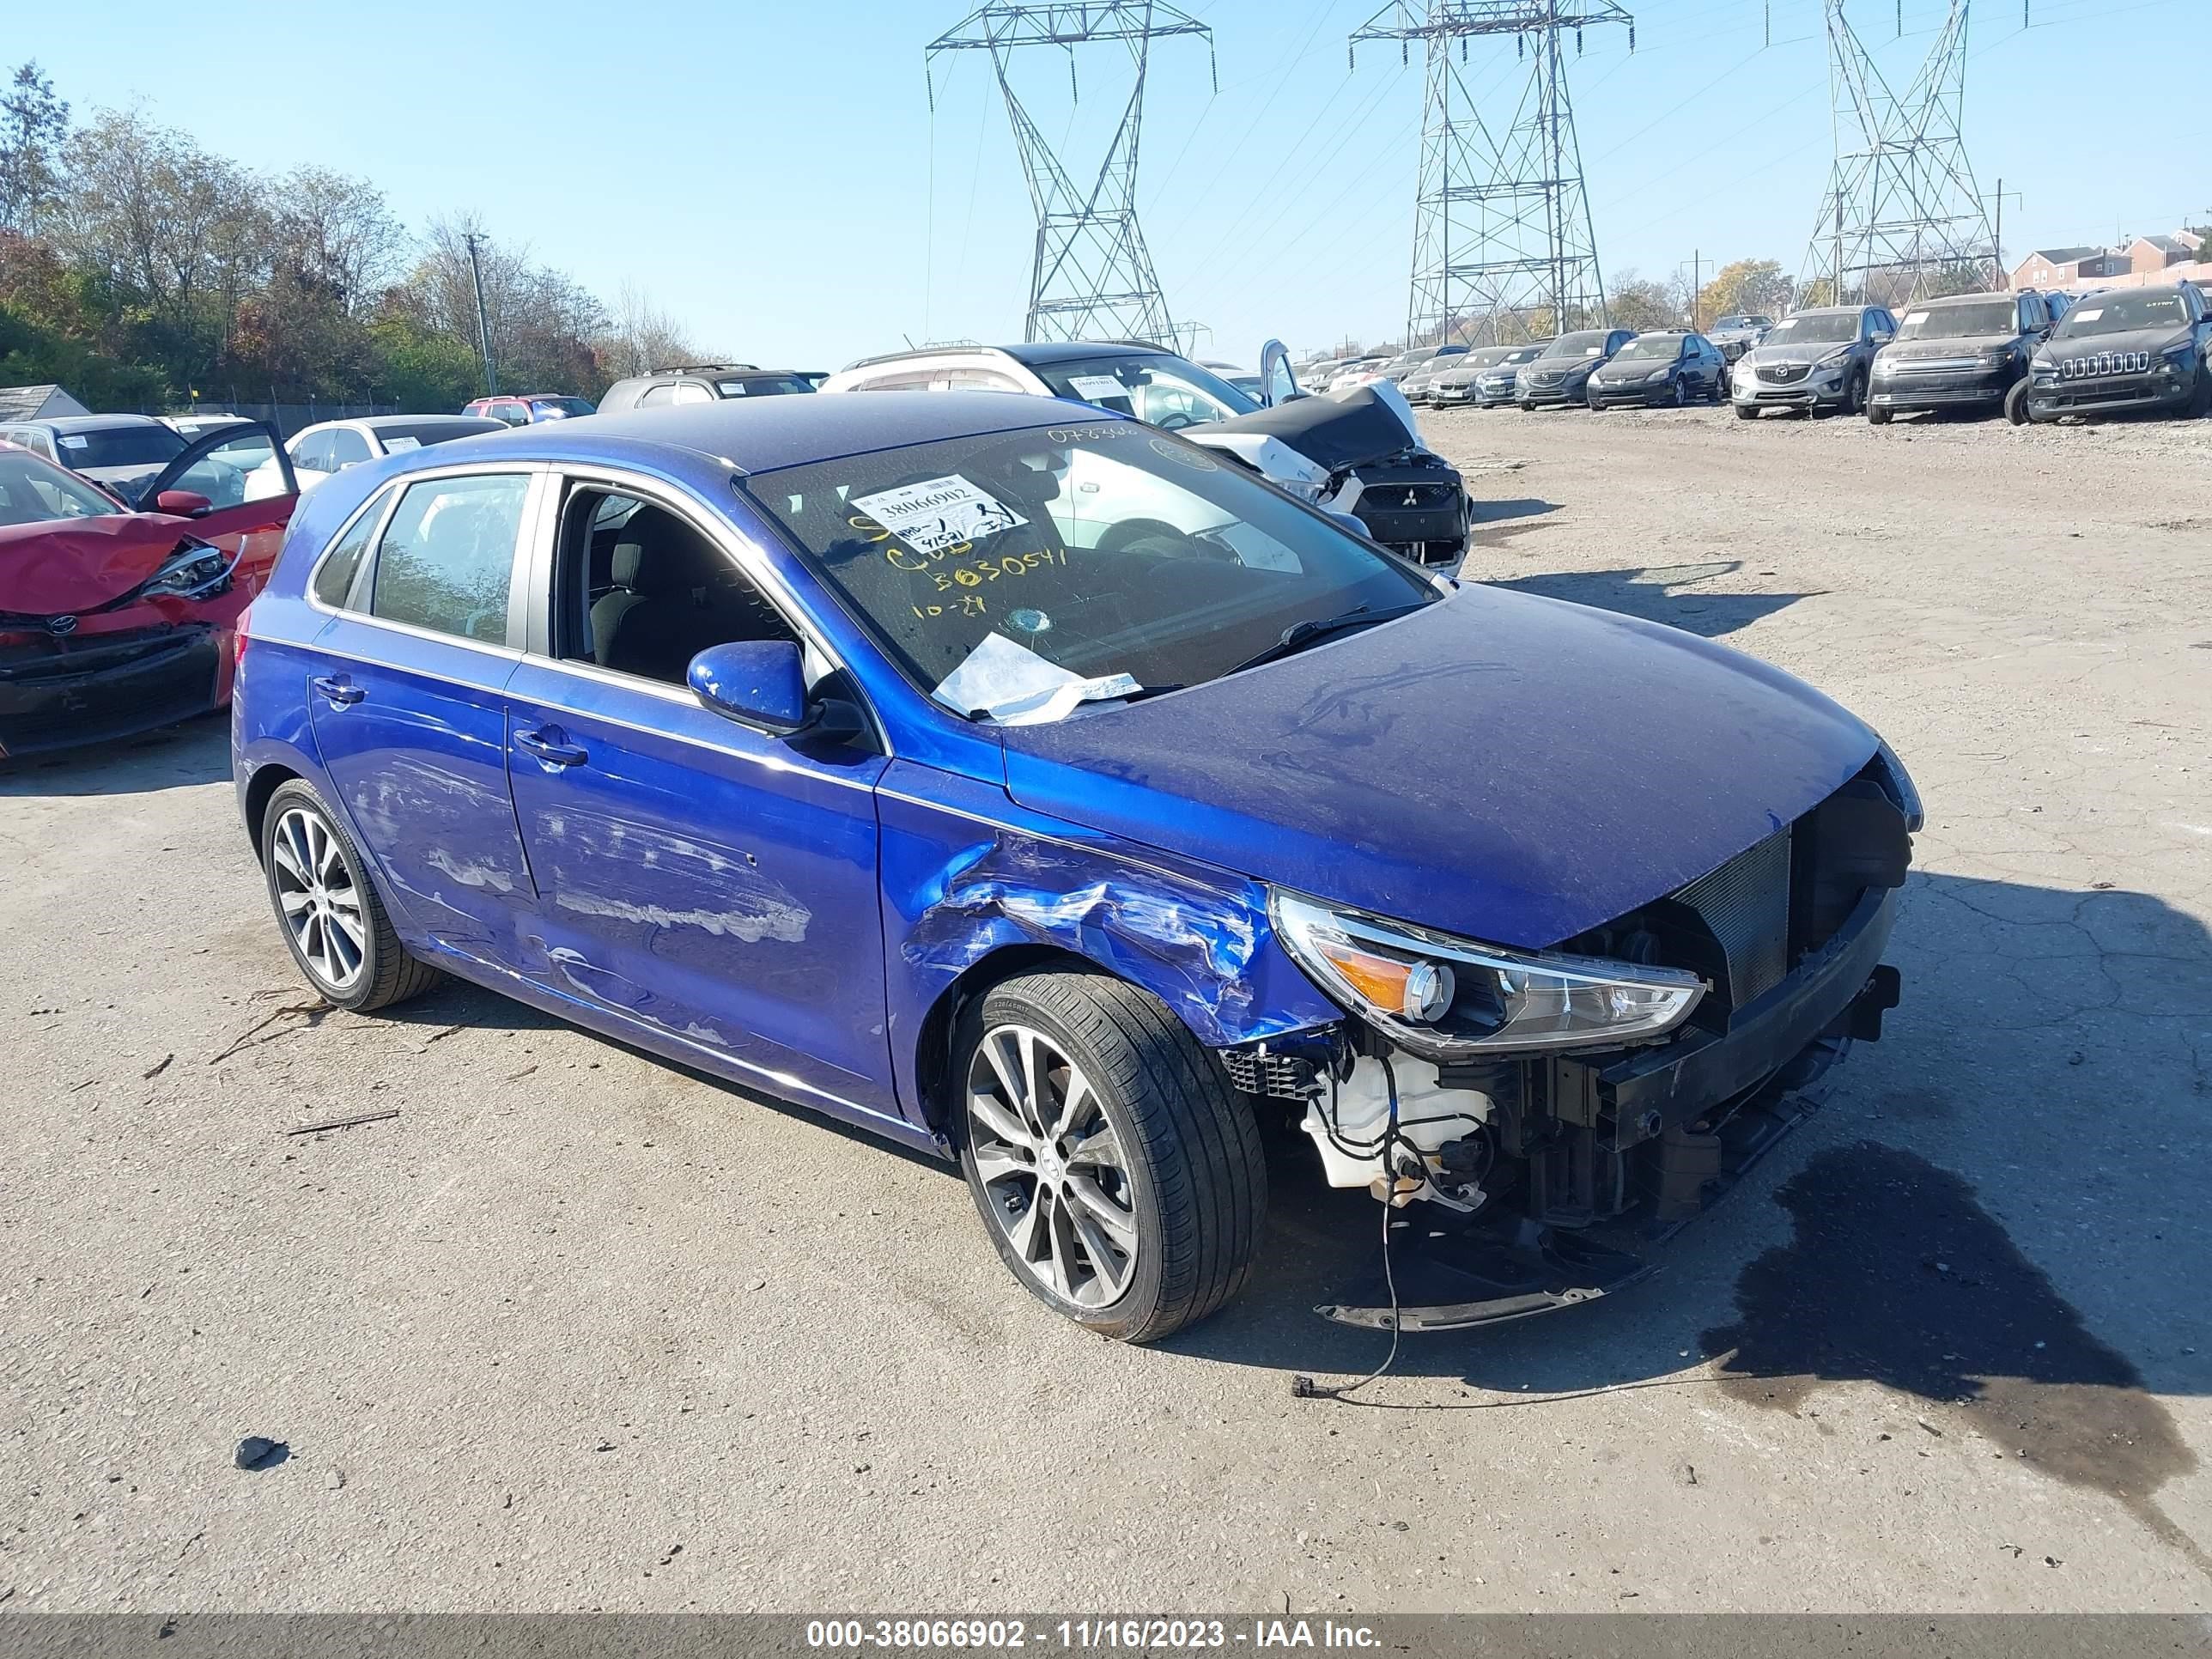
[530,397,598,418]
[1614,336,1684,361]
[746,421,1437,720]
[719,375,814,397]
[2056,291,2191,338]
[1713,315,1770,331]
[1896,301,2015,340]
[1498,345,1546,366]
[54,425,185,471]
[1762,313,1860,346]
[1030,356,1261,429]
[0,451,122,526]
[1539,331,1609,360]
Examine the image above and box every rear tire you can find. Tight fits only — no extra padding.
[2003,379,2032,426]
[953,972,1267,1343]
[261,779,441,1013]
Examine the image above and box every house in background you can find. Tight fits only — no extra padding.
[2009,246,2126,290]
[0,385,91,423]
[2125,233,2200,275]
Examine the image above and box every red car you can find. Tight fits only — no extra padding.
[0,424,298,758]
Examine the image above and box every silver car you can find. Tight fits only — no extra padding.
[1731,305,1898,419]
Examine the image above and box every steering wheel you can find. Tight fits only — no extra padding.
[1095,518,1240,564]
[1152,411,1200,431]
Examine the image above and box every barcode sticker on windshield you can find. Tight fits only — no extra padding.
[58,434,88,449]
[1066,374,1128,402]
[851,474,1028,555]
[382,436,422,452]
[2071,309,2102,323]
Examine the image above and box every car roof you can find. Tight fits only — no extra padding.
[1788,305,1873,318]
[374,389,1115,482]
[27,413,172,434]
[1917,290,2017,307]
[365,414,507,431]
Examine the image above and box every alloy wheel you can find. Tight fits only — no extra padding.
[965,1023,1139,1310]
[270,805,368,993]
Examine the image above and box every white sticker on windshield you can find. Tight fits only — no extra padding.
[58,434,88,449]
[933,631,1139,726]
[382,435,422,452]
[1066,374,1129,402]
[2070,308,2102,323]
[850,473,1026,554]
[1904,311,1929,325]
[1583,346,1602,357]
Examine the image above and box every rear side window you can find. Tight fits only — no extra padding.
[327,428,373,468]
[313,487,393,609]
[368,473,530,645]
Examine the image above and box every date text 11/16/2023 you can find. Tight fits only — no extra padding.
[804,1620,1383,1650]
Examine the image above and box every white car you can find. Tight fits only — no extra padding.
[244,414,507,500]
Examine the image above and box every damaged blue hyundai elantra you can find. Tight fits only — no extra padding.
[233,392,1916,1340]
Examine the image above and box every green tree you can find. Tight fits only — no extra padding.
[1698,258,1792,323]
[0,63,69,233]
[1607,269,1682,333]
[367,313,480,410]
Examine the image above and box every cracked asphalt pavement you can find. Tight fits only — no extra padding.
[2,404,2208,1612]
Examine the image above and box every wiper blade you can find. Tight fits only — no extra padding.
[1225,602,1431,677]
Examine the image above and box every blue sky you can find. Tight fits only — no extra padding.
[13,0,2206,369]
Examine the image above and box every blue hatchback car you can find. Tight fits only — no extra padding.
[233,392,1917,1340]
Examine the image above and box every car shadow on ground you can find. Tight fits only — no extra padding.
[1164,870,2212,1543]
[0,710,231,796]
[1484,559,1824,641]
[1465,497,1559,550]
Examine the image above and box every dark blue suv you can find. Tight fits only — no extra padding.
[234,393,1917,1340]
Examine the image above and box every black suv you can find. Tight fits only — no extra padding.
[2027,283,2212,423]
[1868,290,2053,426]
[597,364,816,412]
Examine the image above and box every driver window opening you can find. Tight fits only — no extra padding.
[553,486,801,688]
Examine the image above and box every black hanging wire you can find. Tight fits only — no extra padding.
[1292,1055,1409,1401]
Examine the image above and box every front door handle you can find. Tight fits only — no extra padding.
[311,675,364,707]
[514,726,587,768]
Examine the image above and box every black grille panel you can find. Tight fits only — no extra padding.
[1221,1048,1316,1100]
[1674,830,1793,1008]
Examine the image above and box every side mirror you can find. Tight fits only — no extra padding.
[155,489,212,517]
[689,640,810,734]
[1870,330,1894,346]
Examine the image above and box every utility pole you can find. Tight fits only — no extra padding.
[1691,248,1701,329]
[1983,176,2021,285]
[927,3,1214,345]
[1352,2,1635,349]
[462,232,497,397]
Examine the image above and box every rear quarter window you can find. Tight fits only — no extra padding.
[312,486,395,610]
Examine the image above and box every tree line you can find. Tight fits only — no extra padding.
[0,62,708,414]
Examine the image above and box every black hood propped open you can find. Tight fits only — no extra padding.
[1206,386,1420,472]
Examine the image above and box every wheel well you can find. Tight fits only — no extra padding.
[241,763,301,863]
[913,944,1097,1135]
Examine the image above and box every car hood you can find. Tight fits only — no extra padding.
[0,513,195,615]
[1522,358,1598,379]
[1741,343,1851,368]
[1201,385,1422,472]
[2042,327,2190,362]
[1592,360,1674,380]
[1885,332,2014,360]
[997,585,1880,949]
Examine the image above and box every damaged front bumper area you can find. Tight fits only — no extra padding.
[1222,775,1912,1331]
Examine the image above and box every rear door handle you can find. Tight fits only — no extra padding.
[514,726,587,768]
[311,675,364,707]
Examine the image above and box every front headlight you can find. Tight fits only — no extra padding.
[138,540,237,600]
[1814,346,1854,370]
[1271,890,1707,1060]
[1646,368,1671,383]
[2163,344,2197,372]
[2032,356,2057,383]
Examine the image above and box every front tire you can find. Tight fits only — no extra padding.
[954,972,1267,1342]
[2188,362,2212,419]
[1868,404,1893,426]
[1735,403,1759,421]
[2003,380,2032,426]
[261,780,441,1013]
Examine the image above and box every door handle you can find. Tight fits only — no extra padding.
[514,726,587,767]
[312,675,364,707]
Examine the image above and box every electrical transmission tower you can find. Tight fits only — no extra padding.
[927,3,1213,346]
[1352,2,1632,349]
[1801,0,1996,307]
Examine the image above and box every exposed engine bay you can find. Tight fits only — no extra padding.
[1221,762,1916,1329]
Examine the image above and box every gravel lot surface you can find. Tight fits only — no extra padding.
[3,404,2209,1613]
